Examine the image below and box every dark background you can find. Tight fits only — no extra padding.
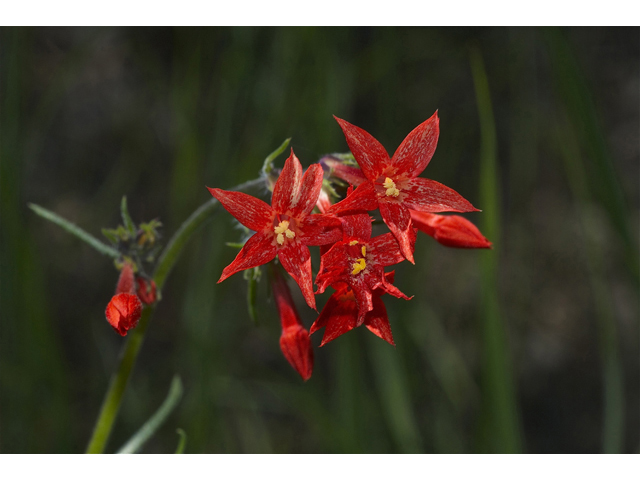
[1,27,638,453]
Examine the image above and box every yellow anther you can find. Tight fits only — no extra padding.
[285,229,295,239]
[351,258,367,275]
[361,245,366,257]
[349,240,358,246]
[274,220,290,235]
[276,233,285,245]
[383,177,400,197]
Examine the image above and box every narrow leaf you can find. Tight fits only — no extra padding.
[174,429,187,454]
[117,375,184,454]
[120,196,137,237]
[101,228,119,245]
[29,203,120,258]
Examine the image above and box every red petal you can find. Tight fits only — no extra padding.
[402,177,478,213]
[314,288,359,346]
[334,116,389,180]
[218,232,277,283]
[105,292,142,336]
[364,295,395,346]
[378,201,415,264]
[116,262,136,295]
[327,181,378,215]
[208,188,274,231]
[351,275,375,326]
[340,213,372,241]
[298,214,343,246]
[271,149,303,215]
[410,210,492,249]
[316,189,332,214]
[322,157,368,186]
[278,242,316,310]
[391,111,439,177]
[291,163,324,218]
[368,231,413,267]
[280,325,314,381]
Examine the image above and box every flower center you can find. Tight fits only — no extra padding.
[350,244,367,275]
[274,220,295,245]
[382,177,400,197]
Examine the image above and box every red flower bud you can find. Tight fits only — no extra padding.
[279,325,313,382]
[105,292,142,336]
[410,210,492,249]
[272,267,314,380]
[136,277,157,305]
[316,189,332,214]
[116,261,136,294]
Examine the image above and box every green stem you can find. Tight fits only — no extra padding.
[85,177,264,453]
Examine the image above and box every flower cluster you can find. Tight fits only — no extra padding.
[209,112,490,380]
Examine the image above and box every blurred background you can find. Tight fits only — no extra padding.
[1,27,638,454]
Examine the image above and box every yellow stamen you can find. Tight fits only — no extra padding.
[361,245,366,257]
[349,240,358,246]
[274,220,295,245]
[382,177,400,197]
[351,258,367,275]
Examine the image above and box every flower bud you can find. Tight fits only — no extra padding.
[279,325,314,381]
[410,211,492,249]
[116,261,136,294]
[105,292,142,336]
[136,277,157,305]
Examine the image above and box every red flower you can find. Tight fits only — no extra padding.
[410,210,492,249]
[208,150,341,310]
[310,272,397,346]
[315,214,413,325]
[272,267,313,381]
[105,262,142,336]
[328,112,478,263]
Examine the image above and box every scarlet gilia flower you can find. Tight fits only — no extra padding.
[328,112,478,263]
[105,262,142,336]
[310,272,397,346]
[410,210,492,249]
[208,149,341,310]
[315,214,414,325]
[272,267,313,381]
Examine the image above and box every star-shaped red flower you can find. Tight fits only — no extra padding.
[328,112,478,263]
[310,272,397,346]
[208,149,341,310]
[315,214,413,325]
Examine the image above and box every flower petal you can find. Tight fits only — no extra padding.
[391,111,439,177]
[402,177,478,213]
[368,231,414,267]
[340,213,372,241]
[364,295,395,346]
[271,149,303,215]
[291,163,324,218]
[105,292,142,336]
[208,188,274,231]
[298,214,343,246]
[218,232,277,283]
[271,267,302,329]
[327,181,378,215]
[410,210,492,249]
[378,201,415,264]
[311,287,359,346]
[322,157,368,186]
[278,242,316,310]
[334,116,389,180]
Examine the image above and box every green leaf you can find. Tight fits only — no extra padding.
[101,228,119,245]
[29,203,120,258]
[120,196,137,237]
[261,137,291,176]
[116,375,184,454]
[174,429,187,454]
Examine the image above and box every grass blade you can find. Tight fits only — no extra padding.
[117,375,184,454]
[29,203,120,258]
